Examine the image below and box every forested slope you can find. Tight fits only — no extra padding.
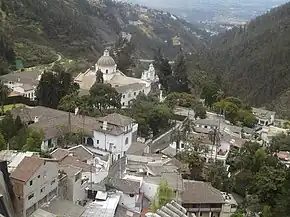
[192,2,290,113]
[0,0,206,73]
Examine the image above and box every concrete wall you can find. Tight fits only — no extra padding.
[141,182,158,200]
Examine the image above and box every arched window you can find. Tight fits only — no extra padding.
[125,137,129,145]
[106,69,108,74]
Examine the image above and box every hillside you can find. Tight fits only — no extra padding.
[0,0,207,73]
[191,2,290,116]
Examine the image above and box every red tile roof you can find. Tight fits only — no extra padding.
[10,157,44,182]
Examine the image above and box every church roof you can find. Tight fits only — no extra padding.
[96,49,116,67]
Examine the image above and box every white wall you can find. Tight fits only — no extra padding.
[119,193,140,212]
[141,182,158,200]
[93,123,137,161]
[41,138,57,152]
[23,161,58,213]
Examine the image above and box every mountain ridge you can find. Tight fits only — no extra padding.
[0,0,207,72]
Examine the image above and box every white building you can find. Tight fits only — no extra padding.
[74,49,158,107]
[252,108,276,126]
[11,106,138,161]
[10,157,59,217]
[0,70,43,101]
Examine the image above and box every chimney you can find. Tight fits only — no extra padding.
[75,107,79,116]
[103,121,108,131]
[34,116,39,123]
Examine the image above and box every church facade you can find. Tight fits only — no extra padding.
[74,49,158,107]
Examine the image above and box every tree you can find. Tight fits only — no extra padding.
[193,102,207,119]
[150,179,174,212]
[23,129,44,152]
[89,83,121,111]
[0,80,9,113]
[113,37,136,76]
[171,52,190,93]
[154,49,172,91]
[96,69,104,84]
[201,81,220,108]
[165,92,195,108]
[36,70,76,108]
[0,131,6,150]
[230,212,244,217]
[0,112,18,141]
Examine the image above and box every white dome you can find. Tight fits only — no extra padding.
[97,49,116,67]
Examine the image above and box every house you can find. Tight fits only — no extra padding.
[260,126,289,144]
[11,106,138,160]
[0,70,43,101]
[252,108,275,126]
[51,147,110,185]
[182,180,237,217]
[0,150,36,173]
[10,157,58,217]
[102,176,143,213]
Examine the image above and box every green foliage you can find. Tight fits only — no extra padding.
[96,69,104,84]
[150,179,174,212]
[126,94,173,137]
[22,129,44,152]
[192,2,290,110]
[165,92,196,108]
[0,80,10,113]
[14,39,57,67]
[113,37,136,76]
[36,69,77,109]
[201,81,220,108]
[230,213,243,217]
[0,131,6,150]
[89,83,121,111]
[213,97,256,127]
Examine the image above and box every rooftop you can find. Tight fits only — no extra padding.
[182,180,225,204]
[102,177,140,194]
[252,107,276,120]
[81,193,120,217]
[126,141,147,155]
[11,106,135,138]
[68,145,94,162]
[0,70,41,86]
[10,156,44,182]
[0,150,35,173]
[41,199,85,217]
[97,113,136,127]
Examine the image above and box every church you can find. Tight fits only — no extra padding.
[74,49,158,107]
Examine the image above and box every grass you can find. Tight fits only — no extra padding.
[3,104,24,112]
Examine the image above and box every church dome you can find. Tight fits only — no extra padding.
[97,49,116,67]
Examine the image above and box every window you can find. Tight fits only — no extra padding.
[51,179,56,185]
[122,102,125,106]
[29,180,33,186]
[134,92,136,96]
[40,187,45,193]
[200,212,203,216]
[118,154,121,159]
[106,69,108,74]
[123,95,125,99]
[38,175,40,178]
[129,194,134,197]
[97,140,99,144]
[28,193,34,200]
[125,137,129,145]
